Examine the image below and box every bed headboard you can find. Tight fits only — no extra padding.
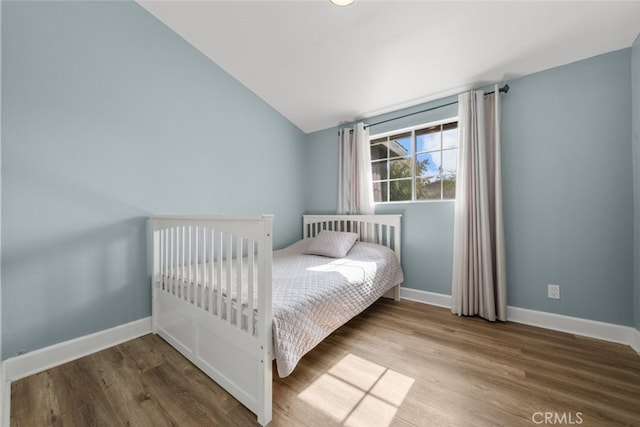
[302,214,402,261]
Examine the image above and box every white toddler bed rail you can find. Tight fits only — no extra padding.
[151,214,402,426]
[151,215,273,425]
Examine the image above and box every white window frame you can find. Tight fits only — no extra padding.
[370,117,458,204]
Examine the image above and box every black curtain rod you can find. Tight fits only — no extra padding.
[362,84,510,130]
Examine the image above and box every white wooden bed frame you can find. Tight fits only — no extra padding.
[151,214,402,426]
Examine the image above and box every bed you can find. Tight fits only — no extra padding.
[151,214,403,425]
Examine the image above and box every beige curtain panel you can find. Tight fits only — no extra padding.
[451,85,507,321]
[338,122,374,215]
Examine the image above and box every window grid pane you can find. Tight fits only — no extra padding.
[389,179,412,201]
[372,159,388,181]
[390,158,412,179]
[442,175,456,199]
[371,119,457,203]
[373,181,388,202]
[371,142,388,160]
[388,132,412,158]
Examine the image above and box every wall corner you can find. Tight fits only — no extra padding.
[632,33,640,331]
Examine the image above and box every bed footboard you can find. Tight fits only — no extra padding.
[151,215,273,426]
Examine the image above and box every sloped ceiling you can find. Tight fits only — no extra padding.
[138,1,640,133]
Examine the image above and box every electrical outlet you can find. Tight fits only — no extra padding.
[548,284,560,299]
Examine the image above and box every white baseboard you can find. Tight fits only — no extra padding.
[399,287,639,350]
[4,317,152,382]
[631,327,640,354]
[400,287,452,308]
[506,306,635,346]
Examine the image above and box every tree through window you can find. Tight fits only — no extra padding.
[370,119,458,202]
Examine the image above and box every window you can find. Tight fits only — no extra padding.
[370,119,458,203]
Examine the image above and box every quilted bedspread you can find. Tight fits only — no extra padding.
[272,239,404,377]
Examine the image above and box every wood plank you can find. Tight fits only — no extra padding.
[11,300,640,426]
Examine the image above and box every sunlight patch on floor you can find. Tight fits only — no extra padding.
[298,353,414,426]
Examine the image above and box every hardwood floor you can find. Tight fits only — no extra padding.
[11,300,640,426]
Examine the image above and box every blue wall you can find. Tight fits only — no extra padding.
[1,1,306,359]
[502,49,633,325]
[633,35,640,331]
[2,1,638,360]
[306,49,635,326]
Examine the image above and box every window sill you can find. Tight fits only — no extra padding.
[375,199,455,206]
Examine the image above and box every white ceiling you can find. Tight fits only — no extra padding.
[138,0,640,134]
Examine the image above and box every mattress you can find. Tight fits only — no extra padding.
[271,239,403,377]
[159,238,403,378]
[159,258,259,332]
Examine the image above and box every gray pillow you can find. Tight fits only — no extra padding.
[304,230,359,258]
